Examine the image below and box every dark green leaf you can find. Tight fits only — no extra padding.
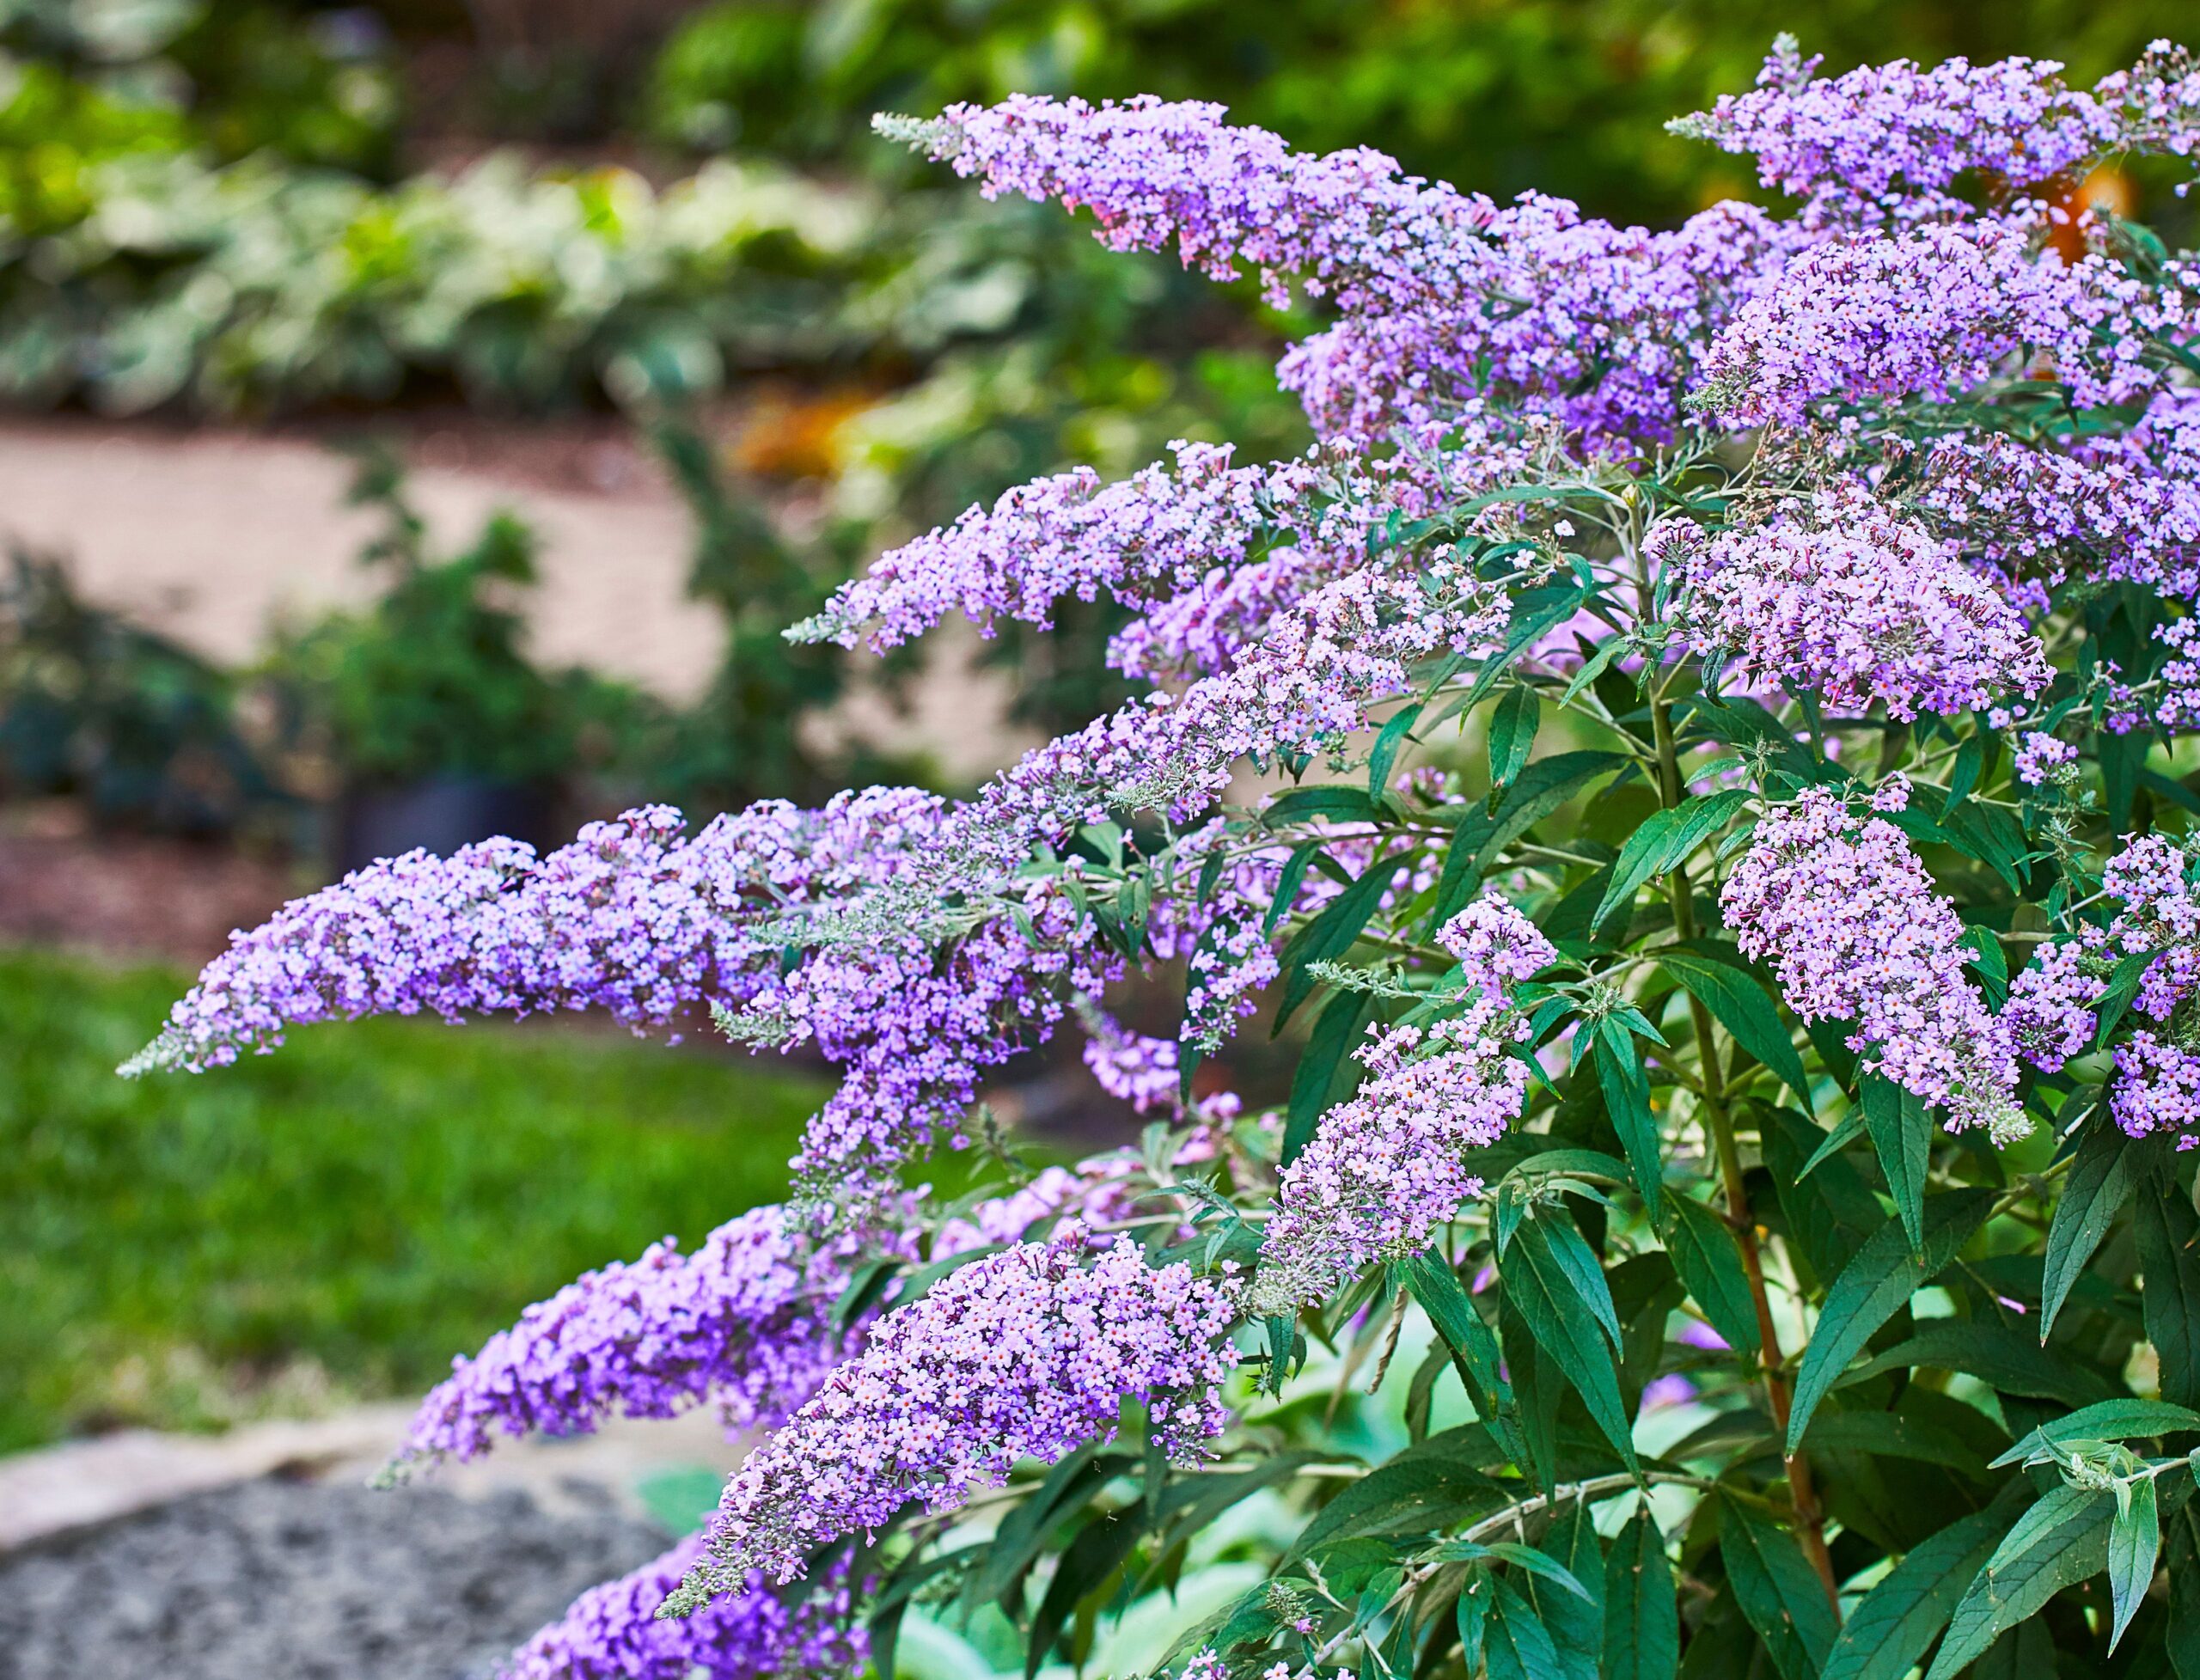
[1848,1320,2112,1407]
[2142,1191,2200,1408]
[1286,1457,1502,1562]
[1602,1506,1679,1680]
[1371,700,1424,797]
[1924,1484,2118,1679]
[2097,945,2168,1049]
[1787,1190,1995,1453]
[1488,686,1540,790]
[1989,1398,2200,1468]
[1394,1250,1522,1459]
[1263,785,1390,828]
[1861,1074,1929,1254]
[1762,1104,1883,1282]
[1284,988,1377,1164]
[1661,1194,1761,1354]
[1027,1511,1141,1678]
[1597,1022,1663,1222]
[2109,1470,2161,1653]
[1717,1495,1837,1680]
[1274,850,1408,1025]
[2166,1498,2200,1680]
[1485,1576,1566,1680]
[1657,949,1813,1110]
[1474,751,1631,873]
[1263,840,1326,938]
[1531,1499,1604,1680]
[2042,1116,2155,1337]
[1803,1408,1989,1477]
[1822,1500,2015,1680]
[1500,1214,1639,1469]
[1593,790,1750,935]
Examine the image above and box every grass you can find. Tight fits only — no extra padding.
[0,944,825,1453]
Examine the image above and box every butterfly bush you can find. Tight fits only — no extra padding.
[127,36,2200,1677]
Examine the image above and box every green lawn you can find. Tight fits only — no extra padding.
[0,946,824,1452]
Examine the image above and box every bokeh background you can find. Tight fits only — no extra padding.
[0,0,2192,1668]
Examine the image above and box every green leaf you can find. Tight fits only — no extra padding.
[1799,1103,1868,1179]
[1488,685,1541,790]
[2142,1191,2200,1408]
[1762,1103,1884,1282]
[1989,1398,2200,1468]
[1274,850,1408,1025]
[1394,1250,1523,1459]
[2166,1498,2200,1680]
[1597,1021,1663,1222]
[1924,1484,2118,1679]
[1656,948,1813,1111]
[2042,1115,2155,1338]
[1601,1506,1679,1680]
[1263,785,1390,827]
[1475,751,1631,873]
[1286,1456,1503,1562]
[1027,1510,1141,1678]
[1592,790,1749,935]
[1485,1576,1566,1680]
[1500,1213,1638,1469]
[2109,1469,2161,1653]
[1262,840,1326,938]
[1848,1320,2112,1407]
[1457,1573,1491,1674]
[1371,700,1424,797]
[1787,1189,1994,1453]
[1717,1495,1837,1680]
[1284,988,1377,1164]
[2097,944,2167,1049]
[1802,1408,1989,1476]
[1822,1500,2015,1680]
[1861,1074,1929,1255]
[1530,1499,1604,1680]
[1660,1194,1761,1354]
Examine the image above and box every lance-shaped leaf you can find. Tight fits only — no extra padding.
[1283,987,1376,1164]
[1488,685,1540,791]
[1860,1073,1929,1254]
[1821,1497,2019,1680]
[1601,1506,1679,1680]
[1655,945,1813,1110]
[1371,699,1425,797]
[1592,789,1750,935]
[1846,1321,2114,1408]
[1395,1250,1525,1463]
[2042,1117,2159,1338]
[1924,1484,2118,1679]
[1989,1398,2200,1468]
[1528,1499,1604,1680]
[1718,1495,1837,1680]
[1787,1189,1993,1454]
[1274,848,1407,1025]
[2108,1471,2161,1653]
[1597,1019,1663,1222]
[1484,1576,1565,1680]
[1474,750,1632,874]
[1660,1194,1762,1354]
[2141,1191,2200,1408]
[1499,1213,1639,1469]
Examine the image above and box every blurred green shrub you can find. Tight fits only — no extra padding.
[0,547,287,834]
[269,449,644,790]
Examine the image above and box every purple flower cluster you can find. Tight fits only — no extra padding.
[1698,219,2197,427]
[1678,39,2130,229]
[1723,782,2026,1141]
[1662,486,2049,718]
[894,95,1794,445]
[1254,897,1555,1310]
[120,793,946,1074]
[387,1206,871,1475]
[664,1226,1238,1599]
[1080,1005,1183,1114]
[499,1534,863,1680]
[1899,418,2200,604]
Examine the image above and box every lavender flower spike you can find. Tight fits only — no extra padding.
[663,1225,1238,1603]
[1722,780,2026,1143]
[500,1533,864,1680]
[384,1205,869,1477]
[1254,895,1555,1311]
